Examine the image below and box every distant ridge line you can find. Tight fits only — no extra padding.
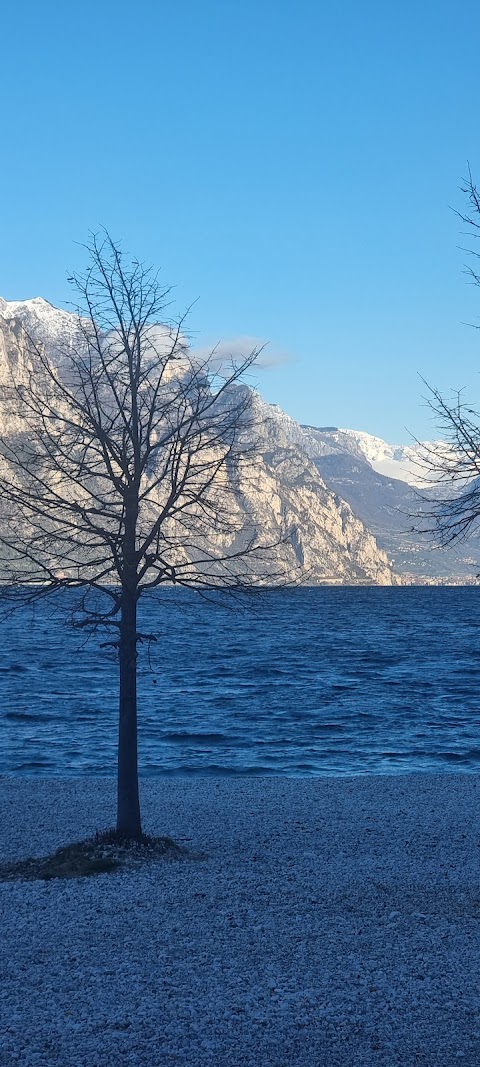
[300,424,339,432]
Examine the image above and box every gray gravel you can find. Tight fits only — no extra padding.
[1,773,480,1066]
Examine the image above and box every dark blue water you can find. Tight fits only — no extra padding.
[1,586,480,777]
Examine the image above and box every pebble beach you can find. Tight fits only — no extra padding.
[1,773,479,1066]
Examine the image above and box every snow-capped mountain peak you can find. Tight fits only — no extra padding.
[0,298,442,489]
[0,296,54,316]
[0,296,82,354]
[250,402,437,487]
[334,428,440,486]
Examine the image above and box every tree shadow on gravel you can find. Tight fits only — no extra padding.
[0,828,201,882]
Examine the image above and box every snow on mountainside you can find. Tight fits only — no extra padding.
[251,401,439,488]
[0,297,396,585]
[0,299,437,486]
[297,424,442,487]
[0,297,83,354]
[242,401,480,582]
[333,429,439,487]
[3,295,475,582]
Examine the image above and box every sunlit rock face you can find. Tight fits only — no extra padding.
[0,299,396,585]
[243,392,394,584]
[0,305,31,381]
[252,399,480,582]
[0,297,83,354]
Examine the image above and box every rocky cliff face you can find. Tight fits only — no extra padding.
[0,304,32,382]
[251,398,480,582]
[0,299,396,585]
[245,392,394,584]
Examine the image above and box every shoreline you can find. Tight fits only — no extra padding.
[1,774,479,1066]
[1,769,479,857]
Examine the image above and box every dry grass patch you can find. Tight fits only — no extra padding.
[0,828,189,882]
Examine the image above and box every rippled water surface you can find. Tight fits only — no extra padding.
[2,586,480,777]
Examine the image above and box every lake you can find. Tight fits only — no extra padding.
[1,586,479,778]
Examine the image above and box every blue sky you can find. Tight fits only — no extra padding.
[1,0,480,442]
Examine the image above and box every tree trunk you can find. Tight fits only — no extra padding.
[116,584,141,837]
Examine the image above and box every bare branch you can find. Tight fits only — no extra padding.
[414,170,480,554]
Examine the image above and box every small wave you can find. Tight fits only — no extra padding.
[438,751,473,764]
[250,666,288,677]
[161,731,230,744]
[144,763,278,777]
[4,711,45,723]
[13,759,55,770]
[312,722,346,732]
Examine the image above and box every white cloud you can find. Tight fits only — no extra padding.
[190,336,292,371]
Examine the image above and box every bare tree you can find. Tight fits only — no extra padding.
[0,233,281,838]
[414,169,480,551]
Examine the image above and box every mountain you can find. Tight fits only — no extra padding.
[250,407,432,486]
[255,410,480,581]
[303,426,435,486]
[3,295,474,583]
[0,297,83,352]
[0,298,395,585]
